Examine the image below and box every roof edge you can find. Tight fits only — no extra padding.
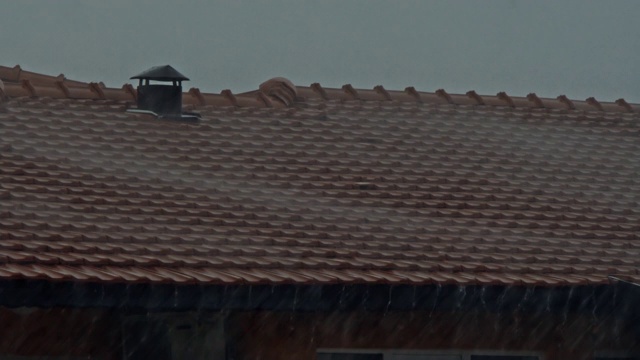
[1,65,638,113]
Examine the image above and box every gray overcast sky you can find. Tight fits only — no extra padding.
[2,1,640,102]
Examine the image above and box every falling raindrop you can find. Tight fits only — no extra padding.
[411,285,417,310]
[429,284,442,318]
[480,286,487,311]
[384,286,393,315]
[456,285,467,310]
[288,287,300,329]
[545,288,552,313]
[496,285,511,313]
[589,286,598,322]
[292,286,299,312]
[562,286,575,327]
[173,287,178,308]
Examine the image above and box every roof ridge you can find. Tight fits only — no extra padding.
[0,65,89,88]
[1,65,638,113]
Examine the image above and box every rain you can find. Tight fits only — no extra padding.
[1,1,640,360]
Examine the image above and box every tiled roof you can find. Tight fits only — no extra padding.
[1,65,640,287]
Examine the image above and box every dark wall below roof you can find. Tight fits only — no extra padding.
[0,280,637,318]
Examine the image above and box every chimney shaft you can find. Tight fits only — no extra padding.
[137,83,182,115]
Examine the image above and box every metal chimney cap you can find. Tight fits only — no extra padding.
[130,65,189,82]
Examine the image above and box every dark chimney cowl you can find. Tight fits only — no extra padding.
[128,65,199,121]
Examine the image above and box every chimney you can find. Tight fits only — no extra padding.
[129,65,197,120]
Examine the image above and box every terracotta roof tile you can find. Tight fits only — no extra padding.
[2,66,640,286]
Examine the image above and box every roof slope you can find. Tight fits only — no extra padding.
[1,66,640,287]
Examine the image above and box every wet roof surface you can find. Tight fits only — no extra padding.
[1,65,640,287]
